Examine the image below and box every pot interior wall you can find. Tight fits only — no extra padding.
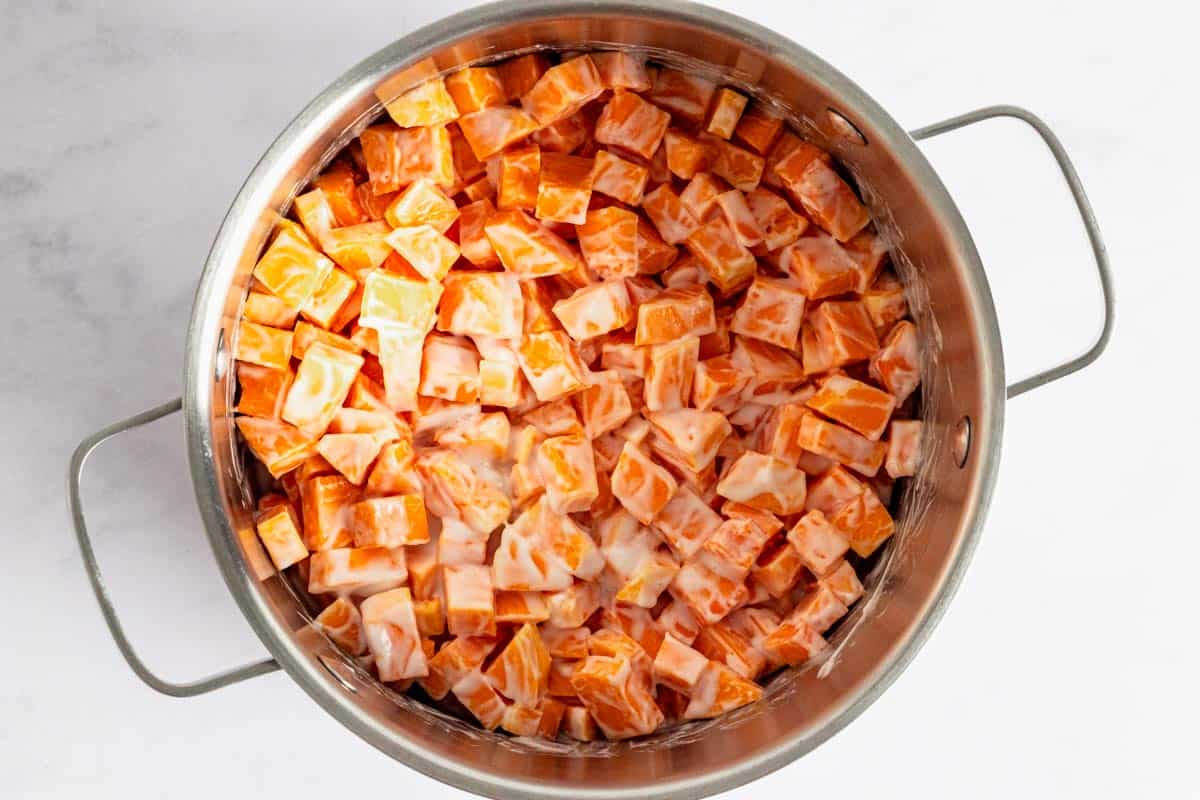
[192,4,1002,797]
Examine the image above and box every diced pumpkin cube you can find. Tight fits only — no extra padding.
[500,703,543,737]
[406,124,456,187]
[656,599,701,645]
[576,206,639,279]
[797,408,886,477]
[494,590,551,624]
[418,334,479,403]
[669,559,747,625]
[570,653,664,740]
[412,598,445,637]
[646,408,730,473]
[574,370,633,439]
[830,484,894,558]
[750,537,806,598]
[745,187,808,250]
[383,178,458,233]
[730,275,806,350]
[691,355,750,413]
[485,208,585,279]
[281,342,363,436]
[686,215,756,294]
[886,419,922,478]
[252,221,333,309]
[780,232,861,299]
[300,267,357,330]
[611,441,678,524]
[359,124,407,194]
[823,560,864,606]
[445,66,506,113]
[299,472,360,550]
[309,546,407,595]
[457,106,539,159]
[419,637,496,700]
[790,583,849,634]
[663,128,714,180]
[435,410,511,459]
[615,549,681,608]
[383,225,458,283]
[661,253,709,288]
[599,607,665,659]
[652,486,721,560]
[359,270,442,332]
[869,319,920,404]
[375,328,425,412]
[498,53,552,101]
[254,501,307,570]
[714,189,764,249]
[805,464,866,517]
[356,181,398,221]
[382,77,459,127]
[787,509,850,578]
[806,374,897,441]
[706,88,749,139]
[457,198,501,267]
[522,398,583,437]
[682,661,763,719]
[562,705,599,741]
[437,271,523,339]
[644,336,699,412]
[590,149,649,205]
[634,284,715,346]
[535,152,594,225]
[552,280,632,341]
[322,222,395,278]
[490,517,572,591]
[679,172,726,222]
[788,157,870,242]
[316,432,384,485]
[451,670,506,729]
[438,516,489,566]
[635,222,679,275]
[522,55,604,126]
[485,622,551,706]
[536,433,600,514]
[313,596,366,655]
[406,540,442,601]
[236,363,293,419]
[716,452,807,515]
[863,271,908,334]
[364,436,420,497]
[313,162,369,226]
[351,494,428,547]
[711,139,765,193]
[546,580,602,628]
[698,517,773,582]
[496,144,540,211]
[807,299,879,368]
[443,563,496,637]
[243,291,298,329]
[652,633,708,693]
[593,51,651,91]
[235,321,293,371]
[693,620,766,680]
[293,187,337,242]
[543,626,590,659]
[535,109,590,153]
[642,184,700,245]
[761,616,827,667]
[734,103,784,155]
[416,448,511,535]
[648,68,716,124]
[516,330,589,401]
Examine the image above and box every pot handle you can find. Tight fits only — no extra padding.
[909,105,1115,399]
[68,397,281,697]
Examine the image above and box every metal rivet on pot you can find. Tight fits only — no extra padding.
[318,653,359,694]
[826,108,868,146]
[953,416,972,467]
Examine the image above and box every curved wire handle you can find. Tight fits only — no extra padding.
[911,105,1115,399]
[68,398,279,697]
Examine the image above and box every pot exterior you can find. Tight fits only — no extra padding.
[184,2,1005,797]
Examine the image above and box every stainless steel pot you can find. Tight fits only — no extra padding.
[68,1,1114,797]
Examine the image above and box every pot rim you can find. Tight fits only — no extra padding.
[184,1,1005,797]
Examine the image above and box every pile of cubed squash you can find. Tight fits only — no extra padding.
[234,49,923,741]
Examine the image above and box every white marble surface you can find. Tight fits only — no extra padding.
[3,1,1196,797]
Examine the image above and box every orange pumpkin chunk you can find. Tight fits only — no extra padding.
[683,662,764,719]
[634,284,716,346]
[254,501,307,570]
[485,208,585,279]
[787,157,870,242]
[444,563,497,637]
[352,494,429,547]
[590,149,649,205]
[445,66,506,113]
[716,452,807,515]
[706,88,749,140]
[642,184,700,245]
[522,55,605,126]
[437,271,523,339]
[381,77,459,127]
[576,207,639,279]
[537,433,600,514]
[361,587,427,680]
[309,545,407,595]
[574,371,634,439]
[235,320,293,371]
[592,51,651,91]
[552,280,633,341]
[611,441,678,524]
[535,152,594,225]
[253,222,333,309]
[313,596,366,654]
[497,144,541,210]
[457,106,539,160]
[686,215,756,294]
[869,319,921,404]
[806,374,897,440]
[648,68,716,124]
[730,276,807,350]
[644,335,699,412]
[516,330,589,402]
[663,128,714,180]
[886,419,922,478]
[498,54,551,101]
[796,413,887,477]
[485,622,551,706]
[316,431,384,485]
